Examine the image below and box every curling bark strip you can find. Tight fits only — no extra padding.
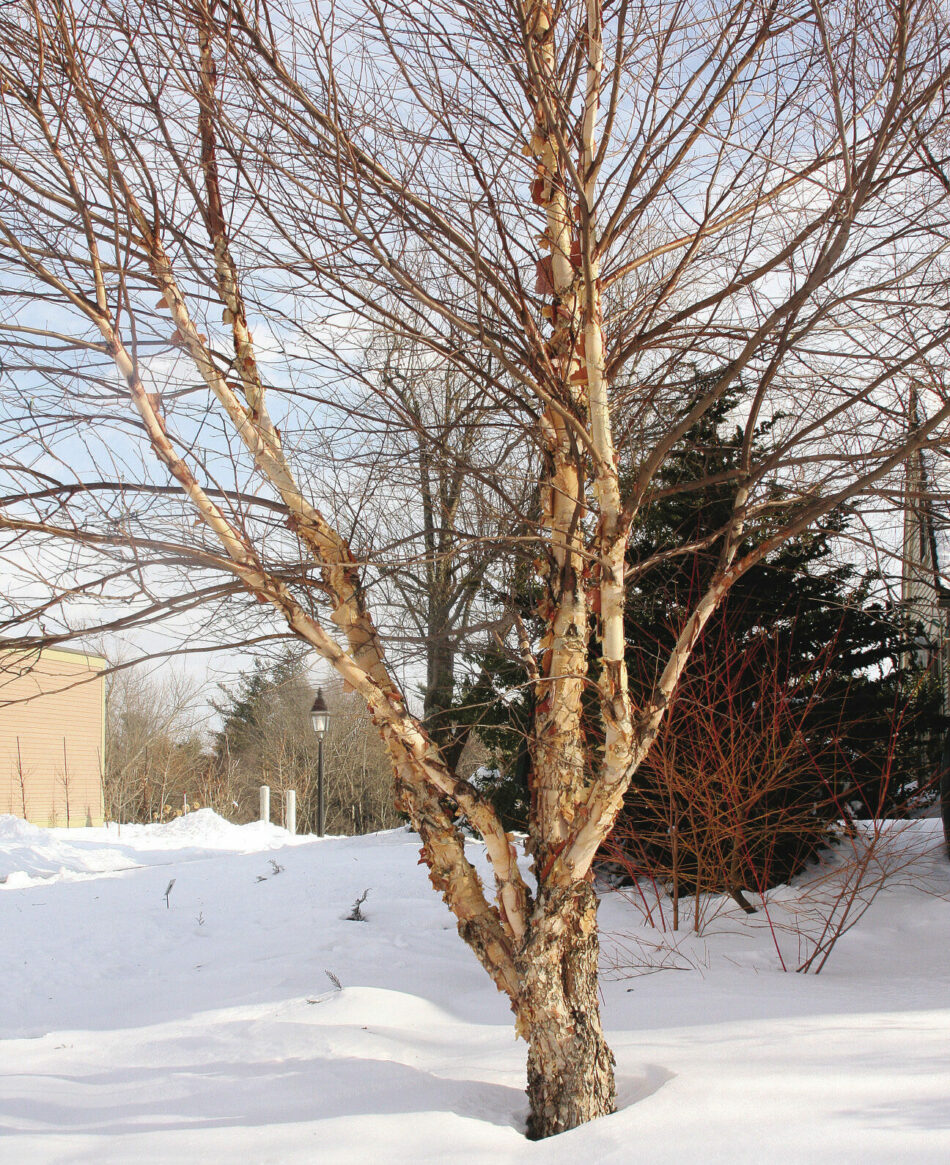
[523,0,591,877]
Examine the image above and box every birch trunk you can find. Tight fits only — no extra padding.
[518,0,623,1133]
[517,882,616,1138]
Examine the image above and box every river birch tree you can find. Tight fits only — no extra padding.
[1,0,950,1137]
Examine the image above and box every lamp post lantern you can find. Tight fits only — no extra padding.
[310,689,330,837]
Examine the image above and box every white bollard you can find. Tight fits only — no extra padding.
[259,784,271,824]
[284,789,297,836]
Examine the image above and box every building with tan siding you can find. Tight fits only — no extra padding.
[0,647,106,827]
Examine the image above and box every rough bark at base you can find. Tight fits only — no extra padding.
[517,882,616,1139]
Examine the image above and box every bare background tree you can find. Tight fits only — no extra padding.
[333,332,528,764]
[1,0,950,1137]
[105,670,205,823]
[105,655,403,831]
[210,650,402,832]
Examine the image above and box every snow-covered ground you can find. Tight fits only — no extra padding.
[1,810,948,1162]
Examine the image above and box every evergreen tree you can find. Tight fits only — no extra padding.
[467,397,942,888]
[211,649,310,768]
[211,647,401,834]
[620,396,938,824]
[211,647,319,824]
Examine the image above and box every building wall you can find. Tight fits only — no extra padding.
[0,648,106,827]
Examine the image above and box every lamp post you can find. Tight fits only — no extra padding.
[309,688,330,837]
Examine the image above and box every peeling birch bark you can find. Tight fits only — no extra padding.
[523,0,592,883]
[516,0,628,1134]
[516,882,616,1139]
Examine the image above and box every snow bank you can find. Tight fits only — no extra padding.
[0,809,304,885]
[0,813,133,883]
[111,807,296,850]
[0,816,947,1162]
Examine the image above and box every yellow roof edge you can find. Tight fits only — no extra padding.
[0,644,108,670]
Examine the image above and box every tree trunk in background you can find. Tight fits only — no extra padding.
[423,605,456,751]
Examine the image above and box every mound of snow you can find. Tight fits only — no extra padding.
[116,807,291,849]
[0,809,305,885]
[0,817,949,1161]
[0,814,131,883]
[0,814,47,842]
